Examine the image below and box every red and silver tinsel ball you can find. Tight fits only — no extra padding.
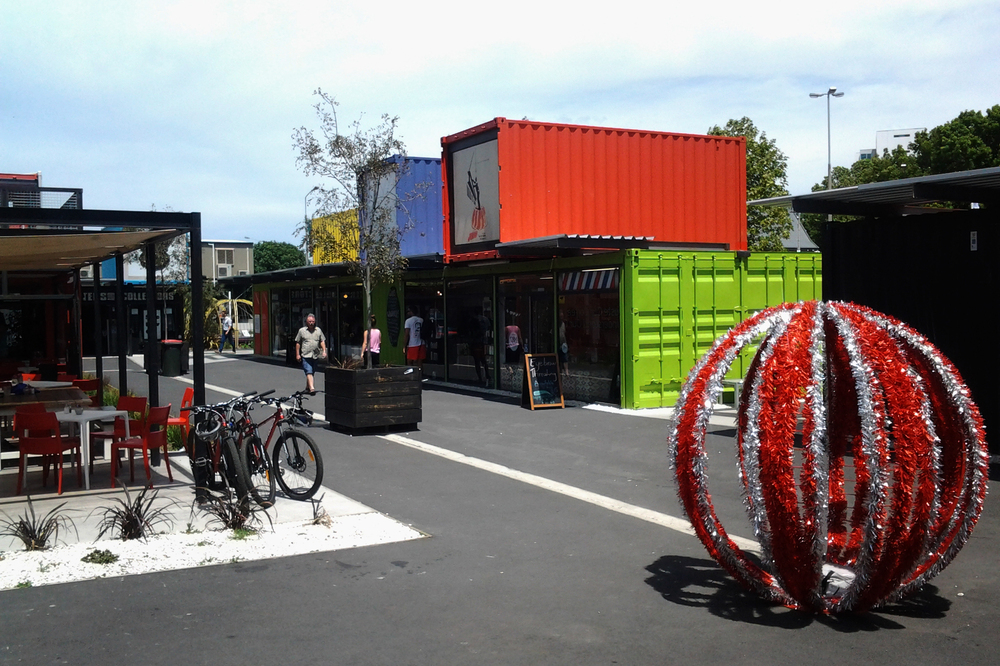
[667,301,989,613]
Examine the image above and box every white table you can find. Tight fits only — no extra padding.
[26,381,75,389]
[55,409,130,490]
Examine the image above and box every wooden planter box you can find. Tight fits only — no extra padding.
[324,366,422,431]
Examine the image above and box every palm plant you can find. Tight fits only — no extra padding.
[0,497,76,551]
[94,485,177,541]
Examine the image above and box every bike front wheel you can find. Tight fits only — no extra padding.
[272,429,323,500]
[239,435,276,508]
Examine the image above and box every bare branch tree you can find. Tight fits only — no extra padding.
[292,89,425,368]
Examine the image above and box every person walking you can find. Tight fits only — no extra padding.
[362,315,382,367]
[219,309,237,352]
[295,313,327,393]
[403,306,425,371]
[470,309,491,386]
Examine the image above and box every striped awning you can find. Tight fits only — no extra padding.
[559,269,619,292]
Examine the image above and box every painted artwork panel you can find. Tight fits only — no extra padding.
[451,139,499,246]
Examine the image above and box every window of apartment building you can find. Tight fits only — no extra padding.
[217,249,235,265]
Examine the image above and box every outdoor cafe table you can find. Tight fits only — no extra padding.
[54,408,130,491]
[0,387,90,417]
[0,387,93,490]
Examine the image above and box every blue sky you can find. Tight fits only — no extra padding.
[3,0,998,246]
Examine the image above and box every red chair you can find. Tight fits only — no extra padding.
[72,378,102,408]
[13,411,82,495]
[91,395,148,473]
[20,373,39,381]
[57,373,78,382]
[111,405,173,487]
[166,387,194,454]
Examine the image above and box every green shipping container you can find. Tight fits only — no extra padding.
[622,250,822,409]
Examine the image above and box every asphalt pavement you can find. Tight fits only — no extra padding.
[1,350,999,665]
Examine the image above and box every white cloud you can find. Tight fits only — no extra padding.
[1,0,997,243]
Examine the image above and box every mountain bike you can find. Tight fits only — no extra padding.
[251,390,323,500]
[182,393,254,502]
[229,390,277,508]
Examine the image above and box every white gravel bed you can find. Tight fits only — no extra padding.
[0,512,424,590]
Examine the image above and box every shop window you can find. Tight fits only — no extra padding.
[557,269,620,403]
[497,274,553,392]
[270,288,289,358]
[337,286,363,359]
[405,280,445,380]
[445,278,493,387]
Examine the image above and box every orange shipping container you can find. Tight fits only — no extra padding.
[441,118,747,261]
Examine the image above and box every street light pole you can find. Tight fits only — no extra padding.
[810,86,844,223]
[810,86,845,191]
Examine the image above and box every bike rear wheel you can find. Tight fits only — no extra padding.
[221,435,249,501]
[272,429,323,500]
[239,435,276,508]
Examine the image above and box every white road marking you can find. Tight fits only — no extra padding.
[380,433,760,553]
[156,366,759,551]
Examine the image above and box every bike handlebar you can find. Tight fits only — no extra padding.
[181,391,259,412]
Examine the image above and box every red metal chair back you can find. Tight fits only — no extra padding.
[14,410,60,442]
[13,410,81,494]
[73,379,102,408]
[116,395,148,436]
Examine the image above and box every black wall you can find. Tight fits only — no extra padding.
[824,209,998,453]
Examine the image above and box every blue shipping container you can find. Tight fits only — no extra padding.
[388,155,443,258]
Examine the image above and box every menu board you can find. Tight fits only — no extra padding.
[522,353,565,410]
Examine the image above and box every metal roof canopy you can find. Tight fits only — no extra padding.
[495,234,729,257]
[0,206,208,408]
[0,229,181,271]
[219,261,356,290]
[0,208,193,271]
[749,166,1000,216]
[222,254,450,291]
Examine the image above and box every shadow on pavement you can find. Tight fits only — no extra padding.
[644,554,950,631]
[422,381,523,406]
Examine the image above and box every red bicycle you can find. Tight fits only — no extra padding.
[236,390,324,502]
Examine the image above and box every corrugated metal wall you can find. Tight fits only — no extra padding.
[392,156,443,257]
[311,211,360,264]
[498,121,745,249]
[622,250,822,409]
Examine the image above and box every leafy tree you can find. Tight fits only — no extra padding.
[128,205,187,282]
[801,104,1000,244]
[292,89,423,368]
[254,240,306,273]
[135,242,170,274]
[708,117,792,252]
[913,105,1000,174]
[800,147,925,243]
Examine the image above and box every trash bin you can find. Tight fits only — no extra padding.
[161,339,184,377]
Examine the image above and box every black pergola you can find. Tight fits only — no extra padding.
[0,207,208,408]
